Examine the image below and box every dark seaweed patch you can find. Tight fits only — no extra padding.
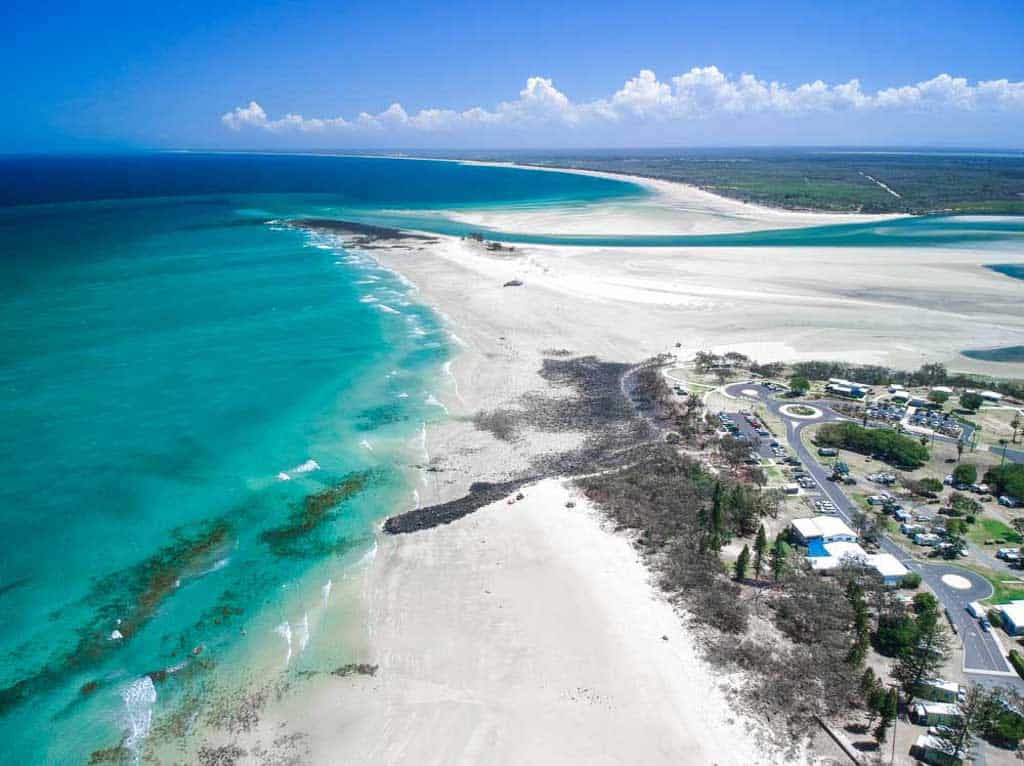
[260,472,372,557]
[0,576,32,600]
[0,520,232,717]
[354,402,409,431]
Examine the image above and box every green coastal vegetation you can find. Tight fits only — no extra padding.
[986,463,1024,500]
[790,359,1024,403]
[446,148,1024,214]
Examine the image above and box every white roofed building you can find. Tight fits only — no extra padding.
[806,541,909,585]
[999,601,1024,635]
[790,516,858,545]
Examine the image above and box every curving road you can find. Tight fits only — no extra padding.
[723,381,1020,682]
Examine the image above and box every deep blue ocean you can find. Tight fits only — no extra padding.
[0,153,641,762]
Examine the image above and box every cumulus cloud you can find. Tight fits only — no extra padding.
[222,67,1024,136]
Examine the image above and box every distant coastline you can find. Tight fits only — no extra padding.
[339,147,1024,216]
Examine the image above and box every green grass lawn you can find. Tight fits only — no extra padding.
[968,518,1023,546]
[962,564,1024,605]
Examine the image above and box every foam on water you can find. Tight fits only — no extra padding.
[355,540,379,568]
[274,621,293,666]
[296,612,310,653]
[121,676,158,754]
[276,458,321,481]
[424,394,449,414]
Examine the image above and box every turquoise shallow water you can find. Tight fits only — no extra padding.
[0,154,640,762]
[343,208,1024,247]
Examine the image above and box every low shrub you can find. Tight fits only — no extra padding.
[1010,649,1024,680]
[900,572,922,589]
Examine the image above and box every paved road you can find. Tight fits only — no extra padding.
[990,444,1024,465]
[723,382,1020,682]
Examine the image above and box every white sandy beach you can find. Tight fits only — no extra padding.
[235,479,772,765]
[218,168,1024,765]
[442,164,905,236]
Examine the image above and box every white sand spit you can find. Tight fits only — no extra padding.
[246,479,778,765]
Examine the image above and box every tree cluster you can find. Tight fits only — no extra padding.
[815,421,929,468]
[789,359,1024,402]
[985,463,1024,500]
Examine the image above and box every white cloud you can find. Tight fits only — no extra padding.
[221,68,1024,137]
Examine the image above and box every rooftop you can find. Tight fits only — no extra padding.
[999,600,1024,624]
[866,552,909,579]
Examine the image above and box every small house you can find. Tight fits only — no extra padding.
[916,679,962,704]
[912,701,962,727]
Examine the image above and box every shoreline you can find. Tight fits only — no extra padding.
[220,478,784,765]
[179,148,911,229]
[180,163,1024,763]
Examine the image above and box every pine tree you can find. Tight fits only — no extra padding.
[707,481,725,554]
[845,579,870,668]
[729,484,757,537]
[892,601,952,698]
[874,688,898,745]
[769,538,788,582]
[753,524,767,579]
[734,544,750,581]
[860,669,882,727]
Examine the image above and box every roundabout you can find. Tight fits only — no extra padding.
[941,573,973,591]
[779,403,823,420]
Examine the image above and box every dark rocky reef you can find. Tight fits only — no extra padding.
[384,477,538,534]
[288,218,437,242]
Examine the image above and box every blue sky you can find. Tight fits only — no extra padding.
[3,0,1023,150]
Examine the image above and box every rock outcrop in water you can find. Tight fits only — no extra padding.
[288,219,437,243]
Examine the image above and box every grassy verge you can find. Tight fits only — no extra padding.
[961,563,1024,605]
[967,518,1023,547]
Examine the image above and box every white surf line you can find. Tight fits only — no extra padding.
[859,171,902,199]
